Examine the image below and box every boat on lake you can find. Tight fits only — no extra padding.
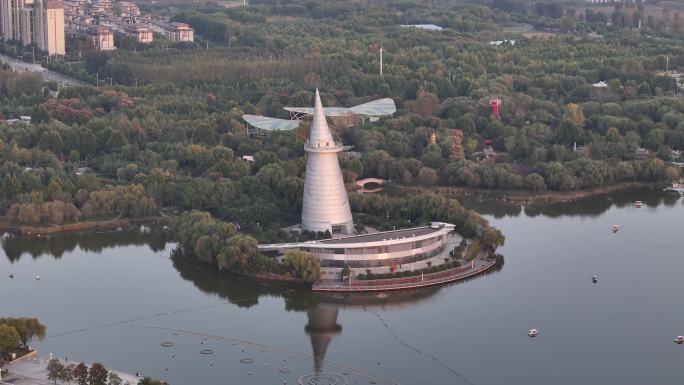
[612,224,621,233]
[634,201,643,208]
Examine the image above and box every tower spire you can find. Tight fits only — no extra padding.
[301,89,354,234]
[308,89,336,149]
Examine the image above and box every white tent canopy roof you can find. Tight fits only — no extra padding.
[243,95,396,131]
[284,98,397,117]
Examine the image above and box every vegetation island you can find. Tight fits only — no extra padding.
[1,0,683,287]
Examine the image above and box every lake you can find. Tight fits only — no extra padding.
[2,189,683,385]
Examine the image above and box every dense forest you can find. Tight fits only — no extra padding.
[1,0,683,275]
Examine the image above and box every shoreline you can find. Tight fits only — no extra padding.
[3,354,139,385]
[0,216,169,237]
[0,214,502,294]
[398,181,660,204]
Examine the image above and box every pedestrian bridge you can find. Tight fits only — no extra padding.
[355,178,386,188]
[354,178,386,193]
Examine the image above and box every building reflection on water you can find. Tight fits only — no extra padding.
[302,258,503,372]
[168,244,504,372]
[0,223,506,373]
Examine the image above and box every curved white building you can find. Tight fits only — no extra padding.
[301,90,354,234]
[261,222,457,268]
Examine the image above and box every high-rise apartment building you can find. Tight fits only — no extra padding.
[34,0,65,55]
[0,0,64,55]
[1,0,26,40]
[20,1,33,45]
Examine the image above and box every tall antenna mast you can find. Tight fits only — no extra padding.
[379,42,383,76]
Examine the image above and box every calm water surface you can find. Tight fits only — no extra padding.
[1,190,683,385]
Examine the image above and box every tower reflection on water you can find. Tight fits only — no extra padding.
[1,225,503,375]
[305,303,342,373]
[301,259,503,373]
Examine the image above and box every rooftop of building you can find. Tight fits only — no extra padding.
[318,225,442,245]
[258,223,455,252]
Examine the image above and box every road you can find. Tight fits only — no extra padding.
[0,52,89,87]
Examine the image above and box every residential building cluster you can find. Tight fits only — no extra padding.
[64,0,194,51]
[0,0,194,56]
[0,0,66,55]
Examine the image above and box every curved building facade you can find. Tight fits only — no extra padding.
[301,89,354,234]
[260,223,456,268]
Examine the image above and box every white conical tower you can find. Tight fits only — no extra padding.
[301,89,354,234]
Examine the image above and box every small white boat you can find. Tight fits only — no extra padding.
[35,275,40,281]
[592,275,598,283]
[612,224,621,233]
[528,329,539,337]
[675,336,684,344]
[634,200,643,208]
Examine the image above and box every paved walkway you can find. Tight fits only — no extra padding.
[2,357,138,385]
[313,254,496,292]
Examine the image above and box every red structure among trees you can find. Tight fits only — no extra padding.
[489,98,502,120]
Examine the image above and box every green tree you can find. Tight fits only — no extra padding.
[107,371,123,385]
[347,158,364,176]
[0,318,46,347]
[73,363,89,385]
[47,359,65,385]
[283,250,320,283]
[341,265,351,279]
[69,149,81,162]
[87,363,108,385]
[605,127,621,142]
[524,173,546,191]
[38,130,64,155]
[47,176,67,201]
[2,174,22,199]
[556,119,584,146]
[76,127,97,157]
[62,364,75,384]
[0,324,20,351]
[481,227,505,250]
[217,235,260,273]
[418,167,437,186]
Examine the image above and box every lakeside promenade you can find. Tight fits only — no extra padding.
[314,232,497,292]
[313,256,496,292]
[2,356,138,385]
